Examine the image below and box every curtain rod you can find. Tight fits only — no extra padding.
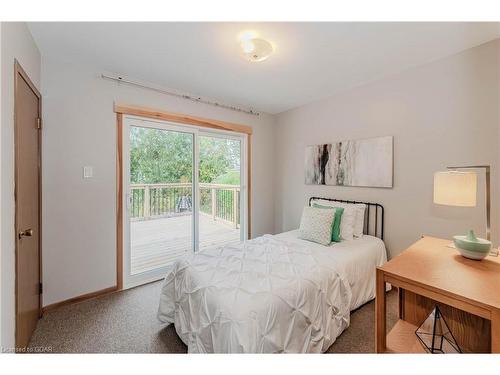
[101,73,260,116]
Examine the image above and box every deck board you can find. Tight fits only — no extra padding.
[130,214,240,274]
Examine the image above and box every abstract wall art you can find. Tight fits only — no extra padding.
[305,136,393,188]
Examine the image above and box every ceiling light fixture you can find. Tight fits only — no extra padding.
[239,33,274,62]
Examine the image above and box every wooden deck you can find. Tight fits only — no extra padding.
[130,214,240,274]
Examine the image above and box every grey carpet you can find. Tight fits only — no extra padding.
[29,281,398,353]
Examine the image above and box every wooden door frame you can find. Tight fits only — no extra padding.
[14,60,43,346]
[115,104,253,290]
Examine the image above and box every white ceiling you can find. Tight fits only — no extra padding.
[28,22,500,114]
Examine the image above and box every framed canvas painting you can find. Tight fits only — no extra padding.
[305,136,393,188]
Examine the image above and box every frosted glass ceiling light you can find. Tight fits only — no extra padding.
[240,36,274,62]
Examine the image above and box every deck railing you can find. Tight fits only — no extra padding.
[130,182,240,227]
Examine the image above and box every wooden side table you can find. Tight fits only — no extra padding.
[375,236,500,353]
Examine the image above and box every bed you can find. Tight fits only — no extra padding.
[157,197,387,353]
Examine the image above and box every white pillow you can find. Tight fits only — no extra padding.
[331,202,365,238]
[352,204,366,238]
[338,205,356,241]
[311,199,362,240]
[298,206,336,246]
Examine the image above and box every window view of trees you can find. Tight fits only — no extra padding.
[129,127,241,225]
[130,127,240,184]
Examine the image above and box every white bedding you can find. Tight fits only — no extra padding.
[157,230,387,353]
[274,230,387,311]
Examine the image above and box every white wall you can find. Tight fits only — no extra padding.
[0,22,41,349]
[41,59,276,306]
[274,39,500,258]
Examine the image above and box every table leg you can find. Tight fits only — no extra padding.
[375,268,386,353]
[492,308,500,353]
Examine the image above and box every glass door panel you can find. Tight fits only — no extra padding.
[125,123,194,287]
[198,134,242,250]
[123,118,247,288]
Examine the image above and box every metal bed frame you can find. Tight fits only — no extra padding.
[308,197,385,241]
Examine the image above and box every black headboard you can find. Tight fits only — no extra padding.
[308,197,385,241]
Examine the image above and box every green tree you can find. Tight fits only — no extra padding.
[130,127,240,184]
[130,126,194,183]
[199,136,240,183]
[213,170,240,185]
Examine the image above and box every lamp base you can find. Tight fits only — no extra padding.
[448,241,498,257]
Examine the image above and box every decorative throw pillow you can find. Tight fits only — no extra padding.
[352,203,366,238]
[298,206,336,246]
[337,205,356,241]
[329,201,365,238]
[312,199,356,241]
[312,203,344,242]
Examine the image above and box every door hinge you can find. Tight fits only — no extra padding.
[39,282,43,294]
[36,118,41,129]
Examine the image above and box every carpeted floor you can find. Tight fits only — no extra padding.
[29,281,398,353]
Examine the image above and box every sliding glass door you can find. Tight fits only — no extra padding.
[198,135,242,250]
[122,117,246,288]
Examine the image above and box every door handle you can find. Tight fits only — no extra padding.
[126,193,131,210]
[18,228,33,239]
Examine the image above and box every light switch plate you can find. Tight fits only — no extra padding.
[83,166,93,179]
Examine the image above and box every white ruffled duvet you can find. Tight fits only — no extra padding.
[157,232,375,353]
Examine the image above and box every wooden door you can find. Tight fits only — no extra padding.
[14,61,42,349]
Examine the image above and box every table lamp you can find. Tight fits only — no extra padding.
[433,165,496,260]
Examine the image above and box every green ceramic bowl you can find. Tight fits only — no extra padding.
[453,230,491,260]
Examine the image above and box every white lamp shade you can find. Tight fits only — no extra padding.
[433,171,477,207]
